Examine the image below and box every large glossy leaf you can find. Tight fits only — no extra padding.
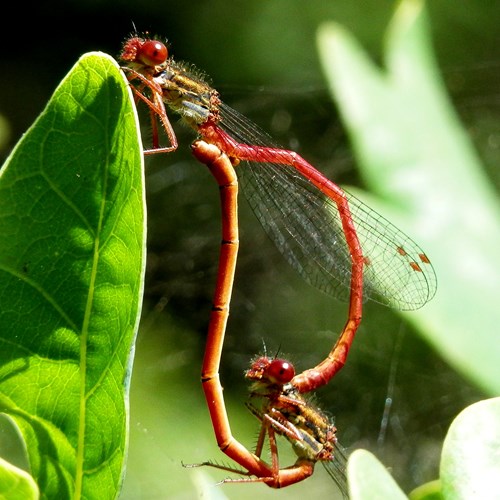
[0,52,145,498]
[317,0,500,394]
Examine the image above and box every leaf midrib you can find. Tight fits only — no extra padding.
[73,162,109,500]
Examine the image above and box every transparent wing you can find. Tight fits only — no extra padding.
[220,103,437,310]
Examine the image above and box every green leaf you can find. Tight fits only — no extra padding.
[347,449,408,500]
[0,456,39,500]
[317,0,500,394]
[0,52,145,498]
[440,398,500,499]
[409,480,443,500]
[0,113,10,153]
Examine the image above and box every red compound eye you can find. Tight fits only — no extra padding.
[138,40,168,66]
[267,359,295,384]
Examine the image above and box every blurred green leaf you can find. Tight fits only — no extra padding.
[441,398,500,499]
[348,449,408,499]
[347,398,500,499]
[317,0,500,394]
[409,480,443,500]
[0,114,10,153]
[0,52,145,498]
[0,456,39,500]
[347,398,500,500]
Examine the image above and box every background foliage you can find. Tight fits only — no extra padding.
[1,1,499,498]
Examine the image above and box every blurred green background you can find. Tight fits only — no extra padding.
[1,1,499,498]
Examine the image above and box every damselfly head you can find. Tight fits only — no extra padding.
[246,356,295,385]
[120,37,169,67]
